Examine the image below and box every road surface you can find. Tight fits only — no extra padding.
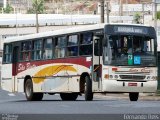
[0,90,160,120]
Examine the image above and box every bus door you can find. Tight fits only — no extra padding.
[92,35,103,91]
[12,46,19,92]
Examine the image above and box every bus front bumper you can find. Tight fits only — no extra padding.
[102,80,157,93]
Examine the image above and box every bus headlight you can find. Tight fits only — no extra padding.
[152,76,157,80]
[147,76,150,80]
[146,76,157,80]
[115,75,118,79]
[109,75,113,79]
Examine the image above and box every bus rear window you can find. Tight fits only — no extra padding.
[3,44,12,63]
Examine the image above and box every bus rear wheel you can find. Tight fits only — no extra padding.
[84,76,93,101]
[24,79,43,101]
[60,93,78,101]
[129,92,139,101]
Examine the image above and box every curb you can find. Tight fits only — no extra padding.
[95,93,160,101]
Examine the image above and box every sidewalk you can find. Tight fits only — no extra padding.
[95,93,160,101]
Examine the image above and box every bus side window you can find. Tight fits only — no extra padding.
[79,32,93,56]
[20,41,31,61]
[55,36,66,58]
[3,44,12,63]
[43,38,53,59]
[67,35,78,57]
[32,40,42,60]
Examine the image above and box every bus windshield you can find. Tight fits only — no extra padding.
[103,35,156,66]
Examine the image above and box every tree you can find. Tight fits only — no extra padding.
[32,0,45,14]
[3,4,13,13]
[27,0,45,14]
[27,0,45,33]
[157,11,160,20]
[133,12,141,24]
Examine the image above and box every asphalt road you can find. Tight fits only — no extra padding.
[0,89,160,120]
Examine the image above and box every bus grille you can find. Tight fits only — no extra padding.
[119,75,145,80]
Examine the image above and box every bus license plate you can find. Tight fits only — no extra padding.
[128,83,137,86]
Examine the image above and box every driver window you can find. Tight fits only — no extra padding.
[143,37,154,52]
[108,35,120,59]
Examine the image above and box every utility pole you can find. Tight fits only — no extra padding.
[154,0,157,33]
[35,0,39,33]
[106,1,110,23]
[142,3,144,24]
[15,0,18,35]
[100,0,104,23]
[119,0,123,22]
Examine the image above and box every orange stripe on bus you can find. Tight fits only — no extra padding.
[33,65,77,84]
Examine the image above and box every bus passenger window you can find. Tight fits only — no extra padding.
[79,32,93,56]
[55,36,66,58]
[43,38,53,59]
[67,35,78,57]
[20,41,31,61]
[32,40,42,60]
[3,44,12,63]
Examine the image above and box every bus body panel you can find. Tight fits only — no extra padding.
[1,64,13,92]
[15,57,91,93]
[17,78,24,92]
[102,80,157,93]
[102,66,157,93]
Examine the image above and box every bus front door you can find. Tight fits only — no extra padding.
[92,35,103,91]
[12,46,19,92]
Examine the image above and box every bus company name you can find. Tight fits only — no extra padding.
[129,68,152,73]
[18,63,36,71]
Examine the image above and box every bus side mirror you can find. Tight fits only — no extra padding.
[93,36,100,41]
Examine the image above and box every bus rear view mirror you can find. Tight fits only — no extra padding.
[93,36,100,41]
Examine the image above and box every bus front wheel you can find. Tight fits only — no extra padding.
[24,79,43,101]
[129,92,139,101]
[84,76,93,101]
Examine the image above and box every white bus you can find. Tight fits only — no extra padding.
[1,23,157,101]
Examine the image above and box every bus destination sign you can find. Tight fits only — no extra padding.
[114,26,148,34]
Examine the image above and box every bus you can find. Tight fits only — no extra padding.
[1,23,157,101]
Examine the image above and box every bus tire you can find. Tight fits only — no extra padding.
[60,93,78,101]
[129,92,139,101]
[84,76,93,101]
[24,79,43,101]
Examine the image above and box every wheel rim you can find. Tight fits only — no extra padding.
[26,83,32,97]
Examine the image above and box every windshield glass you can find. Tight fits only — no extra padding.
[103,35,156,66]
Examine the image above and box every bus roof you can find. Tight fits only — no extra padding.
[4,23,153,44]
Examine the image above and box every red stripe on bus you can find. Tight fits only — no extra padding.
[13,57,92,76]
